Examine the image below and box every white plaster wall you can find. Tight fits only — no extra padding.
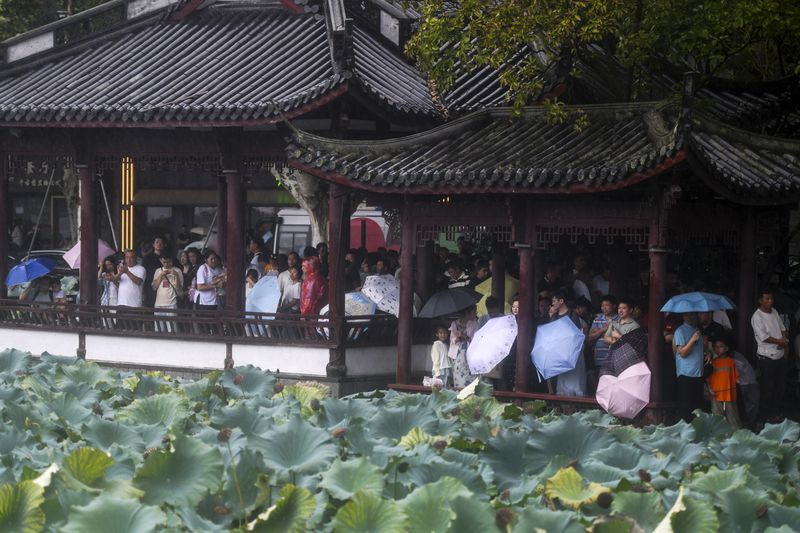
[411,344,432,374]
[233,345,330,376]
[86,335,225,370]
[0,327,78,356]
[7,32,54,62]
[346,346,396,376]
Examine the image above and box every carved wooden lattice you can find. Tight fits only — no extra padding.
[416,224,513,245]
[535,225,650,251]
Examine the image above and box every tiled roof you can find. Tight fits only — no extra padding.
[0,8,345,125]
[689,123,800,202]
[287,102,685,193]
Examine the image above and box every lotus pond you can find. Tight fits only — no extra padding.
[0,349,799,532]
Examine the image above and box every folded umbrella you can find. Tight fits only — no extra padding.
[320,292,377,316]
[474,274,519,316]
[596,361,651,419]
[467,315,518,375]
[6,257,59,286]
[601,329,648,377]
[63,239,116,269]
[660,291,735,313]
[418,287,482,318]
[531,316,585,380]
[361,274,401,316]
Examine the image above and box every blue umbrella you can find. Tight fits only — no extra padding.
[660,291,735,313]
[5,257,59,286]
[531,316,586,380]
[246,273,281,314]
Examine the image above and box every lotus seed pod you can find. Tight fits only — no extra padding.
[331,427,347,439]
[432,440,447,451]
[217,427,232,442]
[638,469,652,483]
[310,398,321,411]
[450,407,461,417]
[495,508,514,527]
[214,505,230,515]
[756,504,768,518]
[233,374,244,385]
[597,492,613,509]
[274,382,285,394]
[500,490,511,501]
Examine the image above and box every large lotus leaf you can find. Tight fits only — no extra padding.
[768,505,800,530]
[634,435,704,474]
[221,366,276,399]
[398,476,472,533]
[285,382,330,417]
[545,467,610,509]
[611,490,666,531]
[81,418,146,452]
[210,401,271,437]
[655,486,719,533]
[331,491,407,533]
[255,416,336,476]
[61,494,165,533]
[0,385,23,402]
[446,495,500,533]
[369,405,439,441]
[222,448,266,515]
[511,507,584,533]
[43,393,92,426]
[690,411,734,441]
[132,373,173,398]
[713,487,769,533]
[0,480,44,533]
[134,434,223,507]
[54,362,111,388]
[250,484,315,533]
[687,465,748,494]
[405,455,487,494]
[319,457,384,500]
[118,393,191,428]
[0,349,31,375]
[0,427,34,458]
[63,448,114,486]
[177,507,228,533]
[457,395,506,425]
[181,371,220,400]
[56,382,101,407]
[581,442,671,487]
[319,397,379,427]
[528,416,617,466]
[712,445,784,492]
[482,431,545,488]
[760,419,800,444]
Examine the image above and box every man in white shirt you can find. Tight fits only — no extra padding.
[116,250,146,308]
[278,252,299,307]
[751,289,789,418]
[152,255,183,332]
[195,251,224,311]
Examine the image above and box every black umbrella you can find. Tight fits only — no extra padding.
[418,287,482,318]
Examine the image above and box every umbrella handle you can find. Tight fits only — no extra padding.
[98,179,118,251]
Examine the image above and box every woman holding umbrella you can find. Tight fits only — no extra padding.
[449,305,479,388]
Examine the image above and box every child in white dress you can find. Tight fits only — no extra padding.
[431,326,452,388]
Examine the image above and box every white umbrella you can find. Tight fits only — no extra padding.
[319,292,377,317]
[361,274,400,316]
[531,316,585,380]
[467,315,517,375]
[63,239,116,268]
[595,361,651,419]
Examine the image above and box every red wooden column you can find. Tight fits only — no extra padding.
[397,196,414,384]
[216,175,227,256]
[647,195,669,403]
[737,207,756,356]
[514,201,535,392]
[0,155,8,299]
[491,241,506,302]
[78,163,97,305]
[224,169,243,311]
[415,239,434,303]
[328,183,349,376]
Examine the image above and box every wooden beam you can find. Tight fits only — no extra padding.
[514,199,534,392]
[738,207,756,356]
[397,196,414,384]
[78,163,97,305]
[216,175,227,257]
[327,183,349,376]
[224,170,243,311]
[0,154,8,298]
[647,191,669,403]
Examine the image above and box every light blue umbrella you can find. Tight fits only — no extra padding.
[531,316,586,380]
[660,291,735,313]
[5,257,59,286]
[246,273,281,314]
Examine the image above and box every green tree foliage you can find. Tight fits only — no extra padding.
[406,0,800,107]
[0,0,108,41]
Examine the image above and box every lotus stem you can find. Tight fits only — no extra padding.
[226,440,246,527]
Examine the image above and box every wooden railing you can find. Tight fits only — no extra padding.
[0,300,402,347]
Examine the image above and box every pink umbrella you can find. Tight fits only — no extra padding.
[595,361,651,419]
[63,240,116,269]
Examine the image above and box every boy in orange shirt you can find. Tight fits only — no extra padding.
[709,334,741,428]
